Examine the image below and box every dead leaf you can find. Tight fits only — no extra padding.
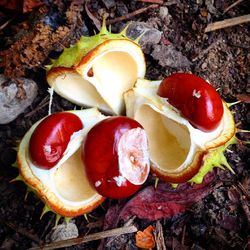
[136,225,156,249]
[103,172,218,228]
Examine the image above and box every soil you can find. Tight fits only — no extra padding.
[0,1,249,249]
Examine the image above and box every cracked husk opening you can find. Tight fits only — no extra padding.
[135,104,191,171]
[88,51,138,114]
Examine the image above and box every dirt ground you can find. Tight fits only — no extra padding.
[0,0,249,249]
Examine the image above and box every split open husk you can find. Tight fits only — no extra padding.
[17,108,106,217]
[124,79,236,184]
[47,24,146,115]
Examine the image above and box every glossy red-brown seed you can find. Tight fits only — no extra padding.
[29,112,83,169]
[158,73,224,132]
[83,116,149,199]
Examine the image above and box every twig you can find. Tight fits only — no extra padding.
[0,18,14,31]
[40,218,54,240]
[107,4,159,25]
[237,182,250,200]
[233,185,250,224]
[240,196,250,224]
[0,218,41,244]
[137,0,163,4]
[85,2,101,30]
[164,0,178,6]
[106,216,136,247]
[181,224,186,245]
[223,0,245,14]
[205,14,250,33]
[154,221,167,250]
[29,225,138,250]
[25,96,50,117]
[86,219,104,229]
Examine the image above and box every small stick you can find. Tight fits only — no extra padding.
[40,218,54,241]
[205,14,250,33]
[0,18,14,31]
[29,225,138,250]
[154,221,167,250]
[181,225,186,245]
[85,2,101,30]
[240,196,250,224]
[137,0,163,4]
[106,216,136,247]
[107,4,159,25]
[237,182,250,200]
[25,96,50,117]
[223,0,245,14]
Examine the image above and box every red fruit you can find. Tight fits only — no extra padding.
[29,112,83,169]
[157,73,224,132]
[83,116,149,199]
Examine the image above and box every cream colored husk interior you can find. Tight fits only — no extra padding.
[19,109,106,211]
[53,149,96,202]
[135,104,191,171]
[124,79,236,178]
[86,51,138,114]
[53,72,109,111]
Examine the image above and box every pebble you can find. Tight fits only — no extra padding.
[159,6,168,18]
[201,62,207,69]
[101,0,116,9]
[126,21,162,49]
[47,221,79,242]
[0,75,38,124]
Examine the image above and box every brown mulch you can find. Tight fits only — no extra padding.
[0,0,249,249]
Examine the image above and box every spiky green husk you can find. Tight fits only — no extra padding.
[163,136,237,188]
[12,173,73,225]
[189,136,237,184]
[164,102,246,187]
[47,22,133,70]
[188,102,250,185]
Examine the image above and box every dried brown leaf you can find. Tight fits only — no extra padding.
[0,2,84,79]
